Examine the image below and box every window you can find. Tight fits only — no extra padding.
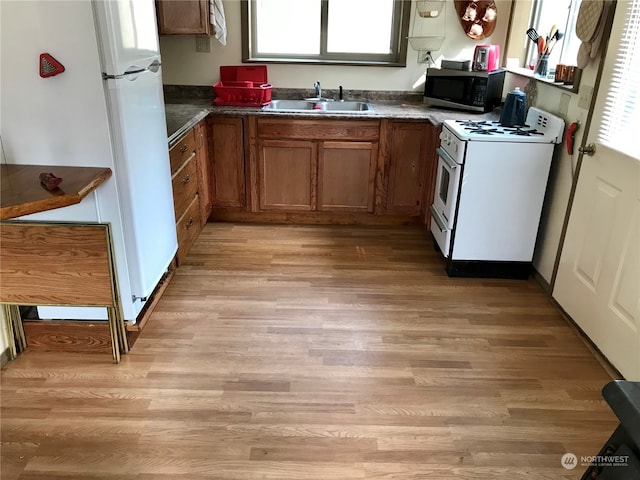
[241,0,411,66]
[526,0,582,70]
[598,0,640,160]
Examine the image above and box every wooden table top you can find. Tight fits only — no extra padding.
[0,164,112,220]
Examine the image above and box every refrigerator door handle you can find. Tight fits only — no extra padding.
[148,60,161,73]
[103,63,161,80]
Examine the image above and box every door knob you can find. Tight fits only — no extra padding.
[579,143,596,156]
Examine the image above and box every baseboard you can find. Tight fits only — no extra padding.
[531,267,551,293]
[125,262,176,348]
[0,347,12,368]
[211,209,420,226]
[548,295,624,381]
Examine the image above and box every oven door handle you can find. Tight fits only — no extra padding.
[429,206,448,233]
[436,147,458,170]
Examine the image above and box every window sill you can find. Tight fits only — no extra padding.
[506,67,581,94]
[242,57,408,67]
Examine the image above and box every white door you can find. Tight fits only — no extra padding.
[553,1,640,380]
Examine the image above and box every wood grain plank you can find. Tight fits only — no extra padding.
[0,224,619,480]
[0,223,112,305]
[23,321,112,353]
[0,164,112,220]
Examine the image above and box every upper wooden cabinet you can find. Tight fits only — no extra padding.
[209,117,246,208]
[156,0,211,36]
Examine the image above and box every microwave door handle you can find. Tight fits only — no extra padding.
[436,147,458,169]
[466,77,475,100]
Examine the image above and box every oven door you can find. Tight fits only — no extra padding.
[430,147,462,258]
[432,147,462,227]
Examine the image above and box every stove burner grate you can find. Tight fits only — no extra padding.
[456,120,501,129]
[454,119,547,137]
[467,128,501,135]
[503,127,544,136]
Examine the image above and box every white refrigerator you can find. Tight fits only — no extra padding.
[0,0,178,323]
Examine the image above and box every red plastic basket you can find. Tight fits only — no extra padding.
[213,65,272,107]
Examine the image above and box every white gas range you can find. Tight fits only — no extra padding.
[430,107,565,278]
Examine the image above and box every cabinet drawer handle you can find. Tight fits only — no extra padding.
[180,144,188,153]
[185,218,194,229]
[182,175,191,184]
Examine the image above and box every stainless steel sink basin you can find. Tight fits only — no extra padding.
[323,101,374,112]
[263,99,375,113]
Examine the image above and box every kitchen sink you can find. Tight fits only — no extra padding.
[263,99,375,113]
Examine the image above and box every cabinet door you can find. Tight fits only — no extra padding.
[156,0,211,35]
[210,117,246,208]
[171,153,199,221]
[176,194,202,265]
[421,124,442,224]
[259,140,317,211]
[318,142,377,212]
[387,122,429,215]
[195,119,212,224]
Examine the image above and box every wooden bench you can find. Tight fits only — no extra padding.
[0,222,128,363]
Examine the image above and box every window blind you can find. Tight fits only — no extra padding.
[598,0,640,160]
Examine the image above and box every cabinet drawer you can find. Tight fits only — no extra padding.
[172,154,199,220]
[257,118,380,141]
[169,129,196,174]
[176,194,202,265]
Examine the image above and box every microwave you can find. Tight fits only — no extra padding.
[424,68,506,113]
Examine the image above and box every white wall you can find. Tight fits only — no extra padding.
[159,0,512,91]
[503,4,603,286]
[0,1,9,361]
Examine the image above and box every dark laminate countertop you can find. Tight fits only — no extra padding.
[165,103,210,147]
[164,96,500,145]
[0,164,112,220]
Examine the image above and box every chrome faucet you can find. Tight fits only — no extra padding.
[314,81,321,99]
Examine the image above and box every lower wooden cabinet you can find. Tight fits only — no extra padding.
[175,195,201,264]
[195,120,212,224]
[318,141,377,212]
[210,117,246,208]
[258,140,317,211]
[421,124,442,224]
[171,153,198,220]
[168,118,209,264]
[254,118,380,213]
[208,115,439,223]
[386,122,430,215]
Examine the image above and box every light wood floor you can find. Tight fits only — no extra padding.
[1,224,618,479]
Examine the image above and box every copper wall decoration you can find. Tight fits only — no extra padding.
[454,1,497,40]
